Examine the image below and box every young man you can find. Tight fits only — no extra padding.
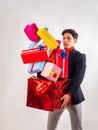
[47,29,86,130]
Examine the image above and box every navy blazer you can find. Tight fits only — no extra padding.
[67,49,86,104]
[37,49,86,105]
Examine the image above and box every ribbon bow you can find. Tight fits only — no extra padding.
[37,45,44,50]
[59,51,67,58]
[53,73,57,78]
[46,70,59,79]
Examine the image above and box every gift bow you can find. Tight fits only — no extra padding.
[46,70,59,79]
[37,45,48,50]
[59,51,68,78]
[37,45,44,50]
[59,51,67,58]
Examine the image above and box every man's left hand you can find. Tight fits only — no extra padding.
[60,94,71,109]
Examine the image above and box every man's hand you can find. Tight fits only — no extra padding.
[60,93,71,109]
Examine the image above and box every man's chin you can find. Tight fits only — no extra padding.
[64,46,70,49]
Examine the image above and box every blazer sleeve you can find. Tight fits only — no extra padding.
[67,53,86,97]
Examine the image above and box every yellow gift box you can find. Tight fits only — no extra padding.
[37,28,59,50]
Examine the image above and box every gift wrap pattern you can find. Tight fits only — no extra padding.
[41,62,62,82]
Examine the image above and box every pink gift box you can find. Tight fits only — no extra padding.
[41,62,62,82]
[24,23,40,42]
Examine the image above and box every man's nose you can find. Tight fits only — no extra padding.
[64,38,68,42]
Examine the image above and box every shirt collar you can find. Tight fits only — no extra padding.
[64,47,74,53]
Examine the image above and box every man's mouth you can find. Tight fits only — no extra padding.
[64,44,68,46]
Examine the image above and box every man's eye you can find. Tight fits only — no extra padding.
[67,37,71,40]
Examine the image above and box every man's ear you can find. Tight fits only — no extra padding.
[74,39,77,43]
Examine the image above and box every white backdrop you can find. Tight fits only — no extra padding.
[0,0,98,130]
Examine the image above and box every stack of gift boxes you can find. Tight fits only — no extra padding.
[21,23,71,111]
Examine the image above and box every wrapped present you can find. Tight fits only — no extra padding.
[27,61,45,74]
[41,62,62,82]
[26,77,71,111]
[37,28,59,49]
[56,49,69,78]
[24,23,40,42]
[21,47,48,64]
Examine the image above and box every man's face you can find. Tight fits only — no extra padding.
[62,33,77,49]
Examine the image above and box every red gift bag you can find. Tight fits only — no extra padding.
[26,77,71,111]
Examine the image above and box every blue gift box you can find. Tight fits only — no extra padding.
[28,42,38,49]
[27,61,46,74]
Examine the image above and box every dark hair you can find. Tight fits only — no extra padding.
[62,29,78,39]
